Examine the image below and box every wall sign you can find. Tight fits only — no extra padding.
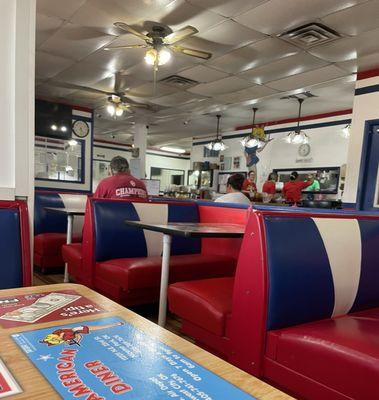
[0,291,105,328]
[12,317,256,400]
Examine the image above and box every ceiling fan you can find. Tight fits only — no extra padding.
[105,22,212,71]
[48,72,149,118]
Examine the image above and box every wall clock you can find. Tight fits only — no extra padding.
[72,120,90,138]
[298,143,311,157]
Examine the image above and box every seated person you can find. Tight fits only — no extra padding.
[94,156,148,200]
[282,171,312,205]
[242,170,257,199]
[215,174,251,205]
[262,172,278,195]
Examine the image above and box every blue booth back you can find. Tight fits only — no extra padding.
[34,192,66,235]
[0,208,23,288]
[93,201,201,262]
[264,215,379,330]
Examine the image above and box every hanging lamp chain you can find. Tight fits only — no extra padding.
[296,98,304,132]
[216,114,221,140]
[252,107,258,127]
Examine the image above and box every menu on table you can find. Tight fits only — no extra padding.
[12,316,256,399]
[0,358,22,398]
[0,291,105,328]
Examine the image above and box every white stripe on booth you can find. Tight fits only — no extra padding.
[312,218,361,317]
[133,203,168,256]
[59,194,87,236]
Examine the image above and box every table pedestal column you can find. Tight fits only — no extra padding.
[158,234,172,326]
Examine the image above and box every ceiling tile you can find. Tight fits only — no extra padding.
[35,51,75,79]
[53,62,112,86]
[37,0,87,19]
[265,65,349,91]
[36,13,65,48]
[239,52,329,84]
[126,82,178,98]
[39,23,115,62]
[187,0,267,18]
[234,0,366,35]
[150,91,207,106]
[188,76,252,96]
[36,83,77,99]
[159,0,226,33]
[69,0,141,35]
[309,27,379,62]
[213,85,279,104]
[179,65,229,83]
[197,20,265,49]
[322,0,379,36]
[208,38,299,74]
[336,51,379,73]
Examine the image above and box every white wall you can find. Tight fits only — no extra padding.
[192,114,351,194]
[93,142,190,191]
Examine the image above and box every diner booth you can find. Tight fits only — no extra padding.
[3,1,379,397]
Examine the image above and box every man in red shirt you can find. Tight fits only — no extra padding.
[262,172,278,195]
[94,156,148,200]
[282,171,313,204]
[242,170,257,199]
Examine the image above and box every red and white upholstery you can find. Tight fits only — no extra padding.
[63,199,247,306]
[34,191,87,270]
[169,209,379,400]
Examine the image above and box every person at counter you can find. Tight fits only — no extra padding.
[282,171,313,205]
[94,156,148,200]
[262,172,278,195]
[242,170,257,199]
[215,174,251,205]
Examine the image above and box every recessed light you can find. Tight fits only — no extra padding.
[160,146,186,154]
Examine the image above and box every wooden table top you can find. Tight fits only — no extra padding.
[0,284,294,399]
[125,221,246,238]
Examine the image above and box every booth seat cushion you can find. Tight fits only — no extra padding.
[62,243,83,272]
[168,277,234,336]
[266,307,379,399]
[96,255,236,292]
[34,233,82,257]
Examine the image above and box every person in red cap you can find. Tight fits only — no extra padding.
[94,156,148,200]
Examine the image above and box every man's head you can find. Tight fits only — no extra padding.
[290,171,299,181]
[110,156,129,176]
[268,172,277,181]
[227,173,245,193]
[248,170,256,181]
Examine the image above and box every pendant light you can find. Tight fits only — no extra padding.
[206,114,227,151]
[286,98,309,145]
[240,107,266,148]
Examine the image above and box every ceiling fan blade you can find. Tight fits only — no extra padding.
[164,26,198,45]
[48,81,111,95]
[104,44,148,50]
[171,45,212,60]
[113,22,150,42]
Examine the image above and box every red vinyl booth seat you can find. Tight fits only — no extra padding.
[62,243,83,274]
[169,277,234,337]
[266,308,379,400]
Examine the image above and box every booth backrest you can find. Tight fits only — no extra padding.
[34,191,87,236]
[92,200,201,262]
[0,201,31,288]
[264,214,379,330]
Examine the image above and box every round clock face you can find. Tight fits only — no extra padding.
[72,120,90,138]
[298,143,311,157]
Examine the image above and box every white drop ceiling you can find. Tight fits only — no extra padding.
[36,0,379,150]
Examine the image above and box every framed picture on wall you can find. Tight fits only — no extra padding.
[233,156,240,169]
[220,163,225,171]
[220,154,224,162]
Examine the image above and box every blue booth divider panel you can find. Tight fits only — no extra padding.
[0,209,23,289]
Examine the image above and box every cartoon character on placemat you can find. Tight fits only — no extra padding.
[40,321,124,346]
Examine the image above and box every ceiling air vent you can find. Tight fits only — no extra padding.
[281,91,318,100]
[279,23,340,48]
[160,75,199,89]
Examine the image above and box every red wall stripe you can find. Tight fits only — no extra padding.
[357,68,379,81]
[236,109,352,131]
